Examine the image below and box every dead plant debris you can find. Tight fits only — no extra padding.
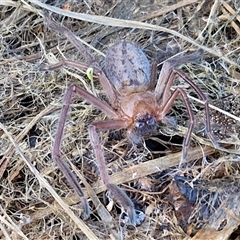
[0,0,240,239]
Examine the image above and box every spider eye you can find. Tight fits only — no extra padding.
[136,122,145,128]
[146,118,156,126]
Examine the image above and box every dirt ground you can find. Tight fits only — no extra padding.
[0,0,240,239]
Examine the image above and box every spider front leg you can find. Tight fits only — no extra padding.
[89,120,137,225]
[158,87,194,165]
[52,84,118,219]
[164,69,219,149]
[156,67,218,165]
[53,84,137,224]
[154,52,218,150]
[169,69,219,148]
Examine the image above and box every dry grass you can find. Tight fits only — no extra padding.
[0,0,240,239]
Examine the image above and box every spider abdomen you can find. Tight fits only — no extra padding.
[105,41,150,95]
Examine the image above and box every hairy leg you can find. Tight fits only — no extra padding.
[162,70,218,149]
[157,87,194,165]
[88,120,137,225]
[52,84,118,219]
[44,14,117,106]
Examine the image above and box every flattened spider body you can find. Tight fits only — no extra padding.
[43,15,217,226]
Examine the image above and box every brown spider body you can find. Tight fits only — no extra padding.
[43,15,218,226]
[105,42,162,144]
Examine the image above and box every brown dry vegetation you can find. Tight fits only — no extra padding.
[0,0,240,239]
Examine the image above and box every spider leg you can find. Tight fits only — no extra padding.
[154,50,204,101]
[158,87,194,165]
[149,59,157,91]
[89,120,137,225]
[40,59,117,107]
[45,14,96,65]
[43,14,117,107]
[156,68,218,164]
[166,70,219,149]
[52,84,118,220]
[40,59,90,72]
